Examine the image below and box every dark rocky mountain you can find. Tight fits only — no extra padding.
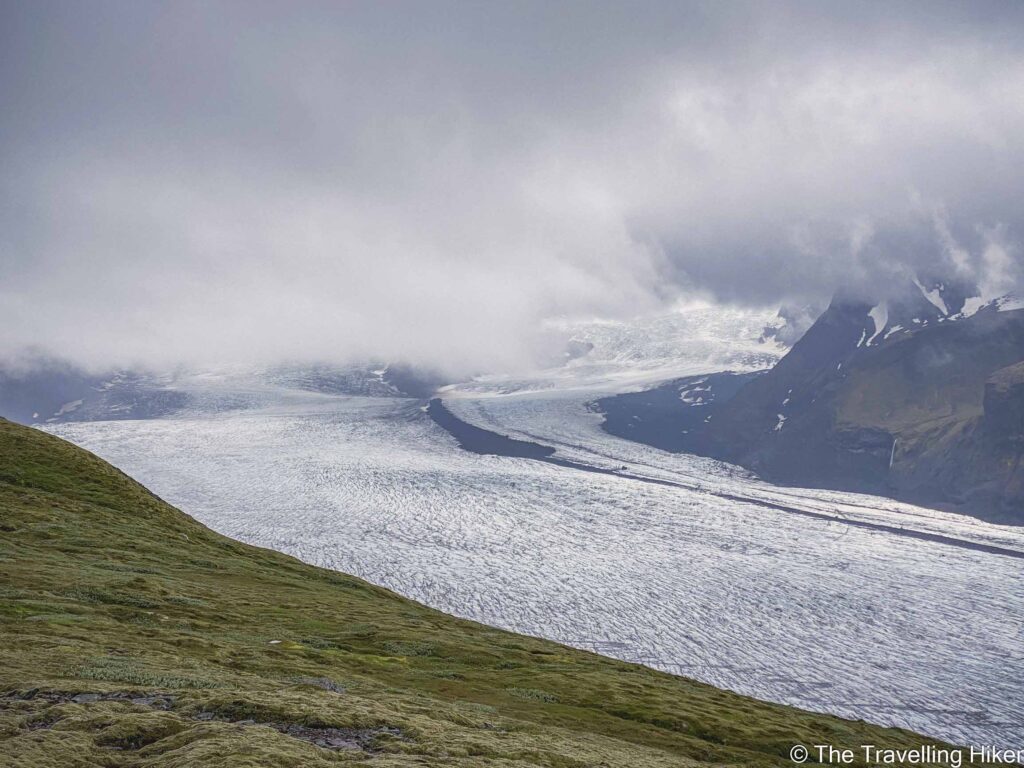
[596,286,1024,523]
[592,371,763,454]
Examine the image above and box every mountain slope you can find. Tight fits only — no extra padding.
[0,419,942,766]
[701,296,1024,522]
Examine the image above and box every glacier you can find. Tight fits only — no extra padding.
[41,303,1024,747]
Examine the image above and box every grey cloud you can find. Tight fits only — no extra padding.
[2,1,1023,373]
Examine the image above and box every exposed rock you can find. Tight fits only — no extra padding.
[274,723,403,751]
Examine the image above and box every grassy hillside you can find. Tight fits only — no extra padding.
[0,419,941,767]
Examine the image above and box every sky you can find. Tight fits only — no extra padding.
[2,1,1024,374]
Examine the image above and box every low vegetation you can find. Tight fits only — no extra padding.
[0,419,948,766]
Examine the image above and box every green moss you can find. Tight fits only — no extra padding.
[504,688,558,704]
[93,711,189,749]
[74,656,224,689]
[0,418,953,766]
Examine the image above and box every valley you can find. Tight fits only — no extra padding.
[44,376,1024,748]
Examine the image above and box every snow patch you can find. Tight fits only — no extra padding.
[996,294,1024,313]
[866,303,888,346]
[914,278,949,316]
[959,296,989,318]
[679,378,710,406]
[947,292,1021,321]
[55,399,83,416]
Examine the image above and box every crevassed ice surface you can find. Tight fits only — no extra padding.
[43,304,1024,747]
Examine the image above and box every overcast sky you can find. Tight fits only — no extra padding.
[3,1,1023,373]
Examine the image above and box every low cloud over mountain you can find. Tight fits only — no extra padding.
[3,1,1023,373]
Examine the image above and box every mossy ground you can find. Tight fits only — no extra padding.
[0,419,951,766]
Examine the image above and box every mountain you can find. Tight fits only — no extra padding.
[592,371,764,453]
[696,288,1024,522]
[0,359,191,425]
[0,419,944,766]
[0,362,430,426]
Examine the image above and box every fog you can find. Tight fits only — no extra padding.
[3,1,1023,374]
